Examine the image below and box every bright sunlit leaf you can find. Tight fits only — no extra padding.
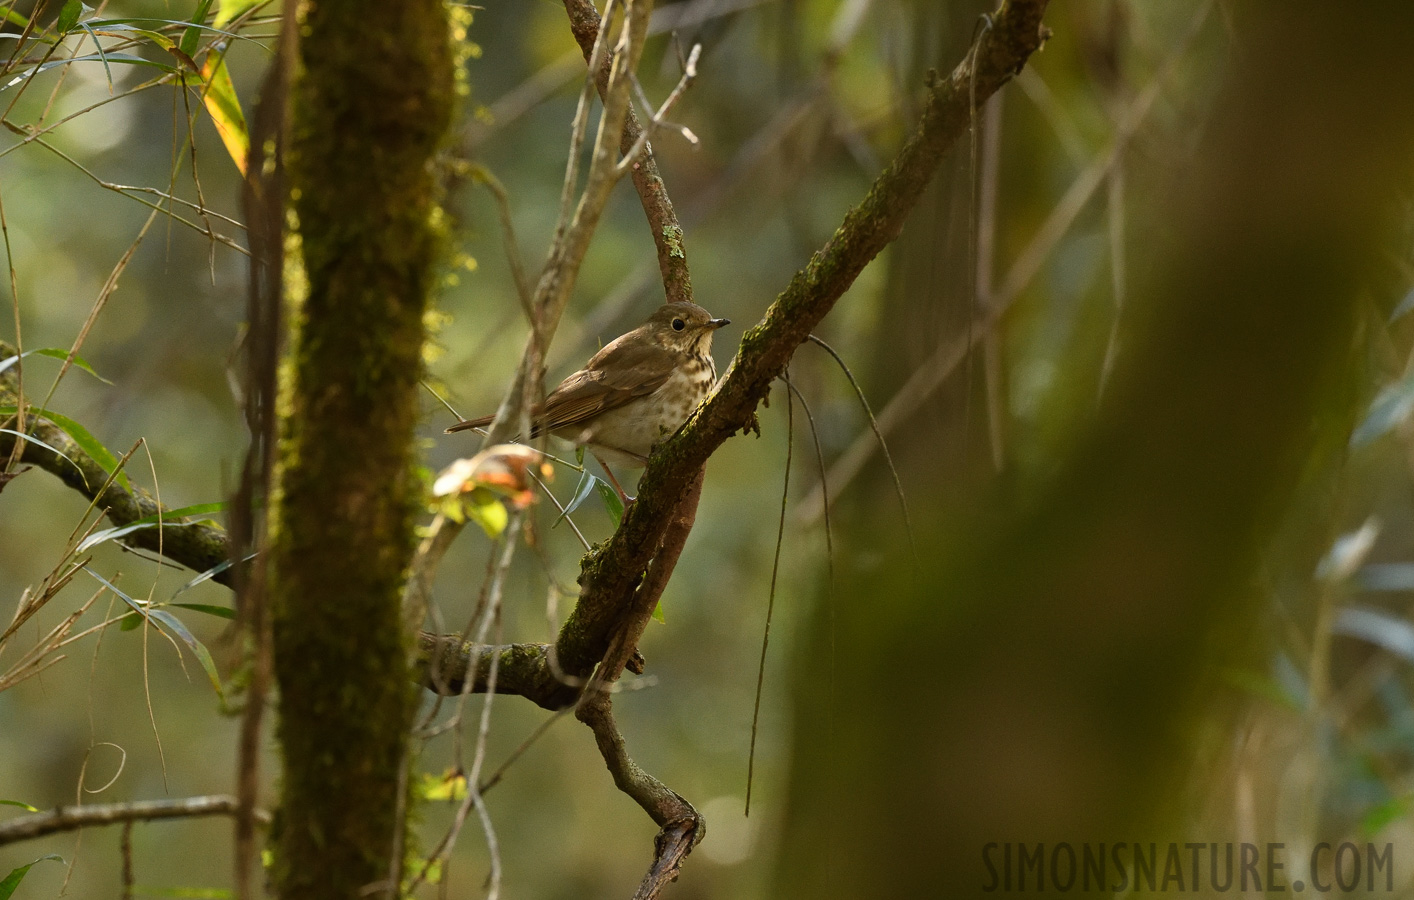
[418,770,467,802]
[464,490,509,538]
[213,0,260,29]
[200,51,248,175]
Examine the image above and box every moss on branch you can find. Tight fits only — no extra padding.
[554,0,1052,678]
[0,339,233,582]
[267,0,454,895]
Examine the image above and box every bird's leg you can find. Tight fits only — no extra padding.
[591,451,636,507]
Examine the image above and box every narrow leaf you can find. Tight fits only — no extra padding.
[0,799,38,812]
[56,0,82,33]
[554,470,597,527]
[0,429,84,481]
[0,405,130,490]
[167,602,235,620]
[148,609,224,697]
[595,480,624,529]
[0,346,111,382]
[171,554,251,599]
[77,518,205,553]
[200,51,247,175]
[1335,606,1414,663]
[0,855,63,900]
[180,0,213,57]
[79,500,228,550]
[213,0,260,28]
[1,54,178,94]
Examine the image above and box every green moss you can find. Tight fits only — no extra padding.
[267,0,455,896]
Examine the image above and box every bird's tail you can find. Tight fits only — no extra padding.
[445,414,495,434]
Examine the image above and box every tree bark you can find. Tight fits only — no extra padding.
[267,1,452,897]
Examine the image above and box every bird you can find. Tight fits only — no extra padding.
[445,301,730,502]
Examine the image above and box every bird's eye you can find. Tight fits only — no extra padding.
[672,318,685,331]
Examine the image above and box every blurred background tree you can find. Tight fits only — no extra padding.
[2,1,1414,898]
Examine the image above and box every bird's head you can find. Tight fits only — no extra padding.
[646,301,730,354]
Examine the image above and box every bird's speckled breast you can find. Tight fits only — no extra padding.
[558,352,715,468]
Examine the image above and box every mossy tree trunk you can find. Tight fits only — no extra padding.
[268,1,452,896]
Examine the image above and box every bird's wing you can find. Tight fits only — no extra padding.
[539,338,677,432]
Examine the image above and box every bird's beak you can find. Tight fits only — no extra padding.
[708,317,730,329]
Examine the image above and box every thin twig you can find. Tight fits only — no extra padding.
[615,43,701,175]
[0,795,270,846]
[467,162,533,320]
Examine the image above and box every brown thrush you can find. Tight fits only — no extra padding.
[445,301,730,500]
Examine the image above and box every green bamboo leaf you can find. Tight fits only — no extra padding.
[0,429,84,483]
[0,405,130,490]
[167,602,235,620]
[77,501,227,551]
[180,0,213,57]
[1390,286,1414,323]
[56,0,82,33]
[0,855,63,900]
[0,799,38,812]
[83,567,225,698]
[200,50,248,175]
[213,0,260,28]
[595,480,624,529]
[1,54,179,93]
[554,470,597,527]
[148,608,224,697]
[1352,372,1414,446]
[170,553,253,599]
[77,519,205,553]
[0,346,111,383]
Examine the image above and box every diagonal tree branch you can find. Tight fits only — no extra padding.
[0,339,233,584]
[418,7,1050,891]
[554,0,1051,679]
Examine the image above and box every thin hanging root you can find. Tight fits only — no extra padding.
[746,370,795,816]
[807,334,918,568]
